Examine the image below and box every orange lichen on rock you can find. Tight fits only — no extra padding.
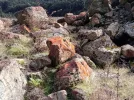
[47,36,75,66]
[55,57,93,90]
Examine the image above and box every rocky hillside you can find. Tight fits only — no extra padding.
[0,0,134,100]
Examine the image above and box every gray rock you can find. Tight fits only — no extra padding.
[124,22,134,38]
[29,56,51,71]
[78,29,103,41]
[107,22,120,38]
[82,34,119,67]
[26,88,46,100]
[48,90,67,100]
[93,47,120,66]
[0,59,27,100]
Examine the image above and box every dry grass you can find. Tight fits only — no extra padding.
[74,67,134,100]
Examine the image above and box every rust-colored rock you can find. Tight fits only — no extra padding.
[47,36,75,66]
[55,57,93,90]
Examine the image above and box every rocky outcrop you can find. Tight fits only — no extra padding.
[55,56,93,90]
[47,36,75,66]
[15,6,49,29]
[0,59,27,100]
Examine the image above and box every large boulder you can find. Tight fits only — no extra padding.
[82,34,119,67]
[113,23,134,46]
[47,36,75,66]
[55,56,93,90]
[0,59,27,100]
[15,6,49,29]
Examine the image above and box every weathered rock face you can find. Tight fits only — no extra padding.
[113,23,134,46]
[93,47,120,66]
[26,88,67,100]
[47,36,75,66]
[0,59,27,100]
[124,22,134,38]
[29,56,51,71]
[106,22,120,38]
[48,90,67,100]
[15,6,49,29]
[26,88,46,100]
[82,34,119,67]
[78,28,103,41]
[121,44,134,58]
[55,57,93,90]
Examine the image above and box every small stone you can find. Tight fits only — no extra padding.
[121,44,134,58]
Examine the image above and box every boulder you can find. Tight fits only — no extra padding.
[0,59,27,100]
[106,22,120,38]
[124,22,134,38]
[93,47,120,66]
[26,88,46,100]
[121,44,134,58]
[78,28,103,41]
[29,56,51,71]
[47,36,75,66]
[15,6,49,29]
[55,57,93,90]
[82,34,119,67]
[48,90,67,100]
[26,89,67,100]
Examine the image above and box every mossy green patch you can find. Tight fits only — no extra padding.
[7,43,30,57]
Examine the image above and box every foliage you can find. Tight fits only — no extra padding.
[29,76,44,87]
[0,0,89,17]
